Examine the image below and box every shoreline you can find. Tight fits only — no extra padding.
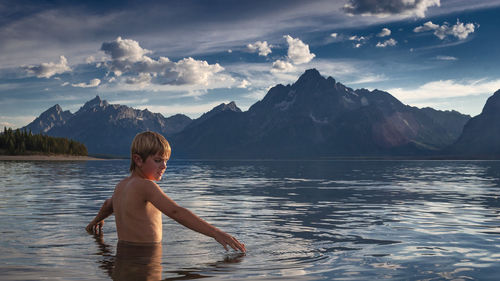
[0,155,105,161]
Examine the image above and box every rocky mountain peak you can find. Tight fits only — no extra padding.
[293,68,325,87]
[194,101,242,125]
[210,102,242,114]
[78,95,109,113]
[23,104,73,133]
[41,104,63,116]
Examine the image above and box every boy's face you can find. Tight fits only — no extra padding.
[140,152,169,181]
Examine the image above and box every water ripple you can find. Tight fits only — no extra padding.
[1,160,500,280]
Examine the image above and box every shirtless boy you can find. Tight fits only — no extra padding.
[86,131,246,253]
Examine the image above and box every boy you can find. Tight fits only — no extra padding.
[86,131,246,253]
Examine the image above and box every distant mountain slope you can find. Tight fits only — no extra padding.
[170,69,471,159]
[23,96,192,156]
[447,90,500,157]
[23,69,477,159]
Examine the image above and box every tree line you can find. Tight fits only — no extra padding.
[0,127,88,156]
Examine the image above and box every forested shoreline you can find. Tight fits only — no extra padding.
[0,127,87,156]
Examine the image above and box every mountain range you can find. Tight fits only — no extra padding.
[22,69,500,159]
[24,96,192,156]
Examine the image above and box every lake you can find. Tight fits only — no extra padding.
[0,159,499,280]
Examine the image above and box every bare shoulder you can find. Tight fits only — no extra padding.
[126,177,163,194]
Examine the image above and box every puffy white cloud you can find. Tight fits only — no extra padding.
[450,20,477,40]
[100,37,226,86]
[270,35,314,73]
[377,28,391,37]
[23,56,71,78]
[343,0,440,18]
[414,21,439,32]
[376,38,397,47]
[101,36,152,62]
[163,57,224,85]
[284,35,315,65]
[247,41,272,56]
[271,59,295,72]
[71,78,101,88]
[101,39,172,77]
[414,19,477,40]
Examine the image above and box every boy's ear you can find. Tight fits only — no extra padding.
[132,154,143,167]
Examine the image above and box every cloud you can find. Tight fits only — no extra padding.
[436,55,458,61]
[100,37,226,87]
[272,60,294,73]
[343,0,440,18]
[71,78,101,88]
[247,41,272,56]
[270,35,314,73]
[271,59,296,73]
[414,19,477,40]
[101,37,152,62]
[23,56,71,78]
[0,115,36,129]
[136,101,236,118]
[284,35,315,65]
[349,35,368,48]
[100,37,170,77]
[237,79,251,88]
[163,57,224,85]
[0,121,15,128]
[387,78,500,101]
[377,28,391,37]
[349,35,367,41]
[125,73,152,85]
[376,38,397,47]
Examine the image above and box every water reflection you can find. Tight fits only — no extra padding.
[89,233,245,281]
[1,160,500,280]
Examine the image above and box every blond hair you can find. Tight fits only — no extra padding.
[130,131,171,172]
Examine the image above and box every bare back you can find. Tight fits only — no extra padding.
[112,176,163,243]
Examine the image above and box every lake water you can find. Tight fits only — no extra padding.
[0,159,499,280]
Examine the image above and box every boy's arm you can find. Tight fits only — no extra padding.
[86,198,113,235]
[145,182,246,253]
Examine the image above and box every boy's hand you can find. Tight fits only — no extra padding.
[86,220,104,235]
[214,230,246,253]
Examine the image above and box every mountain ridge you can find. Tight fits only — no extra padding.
[170,69,471,159]
[24,96,192,156]
[21,69,489,158]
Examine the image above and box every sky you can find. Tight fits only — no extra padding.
[2,0,500,129]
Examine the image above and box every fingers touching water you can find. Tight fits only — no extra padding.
[215,231,246,253]
[86,220,104,236]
